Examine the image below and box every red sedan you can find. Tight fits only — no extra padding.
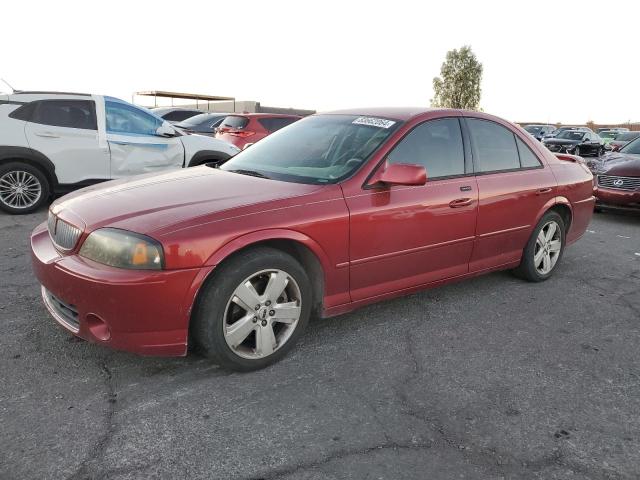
[32,108,595,371]
[215,113,301,150]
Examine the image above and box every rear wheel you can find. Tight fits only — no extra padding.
[0,162,50,214]
[513,211,565,282]
[191,247,312,371]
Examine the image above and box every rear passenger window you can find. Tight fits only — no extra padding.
[515,137,542,168]
[387,118,465,179]
[258,117,298,133]
[467,118,520,172]
[31,100,97,130]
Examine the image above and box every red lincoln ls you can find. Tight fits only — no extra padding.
[32,108,595,371]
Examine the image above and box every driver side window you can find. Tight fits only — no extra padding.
[105,101,162,136]
[387,118,465,179]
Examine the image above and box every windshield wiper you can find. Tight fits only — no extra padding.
[227,169,271,179]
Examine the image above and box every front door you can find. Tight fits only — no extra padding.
[345,117,478,301]
[104,98,184,179]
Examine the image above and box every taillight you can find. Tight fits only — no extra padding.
[227,130,255,138]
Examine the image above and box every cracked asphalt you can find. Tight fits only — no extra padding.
[1,207,639,480]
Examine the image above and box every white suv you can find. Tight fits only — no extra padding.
[0,91,240,214]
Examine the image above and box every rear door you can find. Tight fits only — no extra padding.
[104,99,184,179]
[23,99,109,184]
[464,117,556,272]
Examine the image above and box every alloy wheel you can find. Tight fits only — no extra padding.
[574,146,580,156]
[534,221,562,275]
[0,170,42,209]
[223,269,302,359]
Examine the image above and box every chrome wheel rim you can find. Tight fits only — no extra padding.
[223,269,302,360]
[0,170,42,209]
[574,146,580,156]
[534,221,562,275]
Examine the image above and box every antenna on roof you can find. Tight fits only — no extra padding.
[0,78,16,93]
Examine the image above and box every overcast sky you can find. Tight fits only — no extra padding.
[2,0,638,124]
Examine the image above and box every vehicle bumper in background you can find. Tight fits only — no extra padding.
[30,221,211,356]
[595,187,640,209]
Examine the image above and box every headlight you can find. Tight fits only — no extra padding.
[79,228,164,270]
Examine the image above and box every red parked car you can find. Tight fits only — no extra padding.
[32,108,595,371]
[590,137,640,210]
[215,113,301,150]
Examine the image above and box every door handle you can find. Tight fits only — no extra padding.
[449,198,473,208]
[34,131,60,138]
[536,187,552,195]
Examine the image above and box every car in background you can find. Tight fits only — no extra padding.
[151,107,204,124]
[31,107,595,370]
[589,137,640,210]
[599,130,619,149]
[215,113,301,149]
[541,126,592,141]
[543,129,604,156]
[597,127,629,135]
[608,131,640,152]
[0,92,239,214]
[174,113,231,136]
[523,124,556,141]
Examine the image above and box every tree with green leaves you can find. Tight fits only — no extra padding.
[431,46,483,110]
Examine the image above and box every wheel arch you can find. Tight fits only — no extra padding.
[0,146,58,192]
[198,230,330,319]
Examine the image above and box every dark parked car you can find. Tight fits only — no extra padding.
[174,113,231,136]
[542,126,593,141]
[608,131,640,152]
[151,107,204,124]
[523,124,556,141]
[543,130,604,156]
[589,137,640,210]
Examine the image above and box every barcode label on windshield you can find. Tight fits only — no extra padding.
[352,117,396,129]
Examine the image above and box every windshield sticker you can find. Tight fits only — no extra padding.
[352,117,396,129]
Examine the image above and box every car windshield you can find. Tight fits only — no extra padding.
[525,125,542,133]
[600,131,618,139]
[556,131,585,140]
[616,132,639,142]
[220,114,401,184]
[619,137,640,154]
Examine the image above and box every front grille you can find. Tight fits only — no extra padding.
[597,175,640,191]
[48,211,82,251]
[42,287,80,332]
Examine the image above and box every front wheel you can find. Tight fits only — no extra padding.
[513,211,566,282]
[191,247,312,371]
[573,146,581,156]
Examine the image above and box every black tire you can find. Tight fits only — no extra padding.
[513,211,566,282]
[0,162,50,215]
[598,146,604,157]
[191,247,312,372]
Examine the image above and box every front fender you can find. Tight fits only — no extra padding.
[205,228,333,273]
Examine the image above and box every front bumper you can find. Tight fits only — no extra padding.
[595,187,640,209]
[31,221,210,356]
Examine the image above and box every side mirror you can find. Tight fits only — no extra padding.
[370,163,427,187]
[156,123,177,137]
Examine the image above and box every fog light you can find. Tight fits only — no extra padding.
[86,314,111,341]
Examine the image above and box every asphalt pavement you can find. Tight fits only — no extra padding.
[1,207,639,480]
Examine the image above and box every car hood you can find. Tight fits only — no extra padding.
[51,167,323,236]
[592,152,640,176]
